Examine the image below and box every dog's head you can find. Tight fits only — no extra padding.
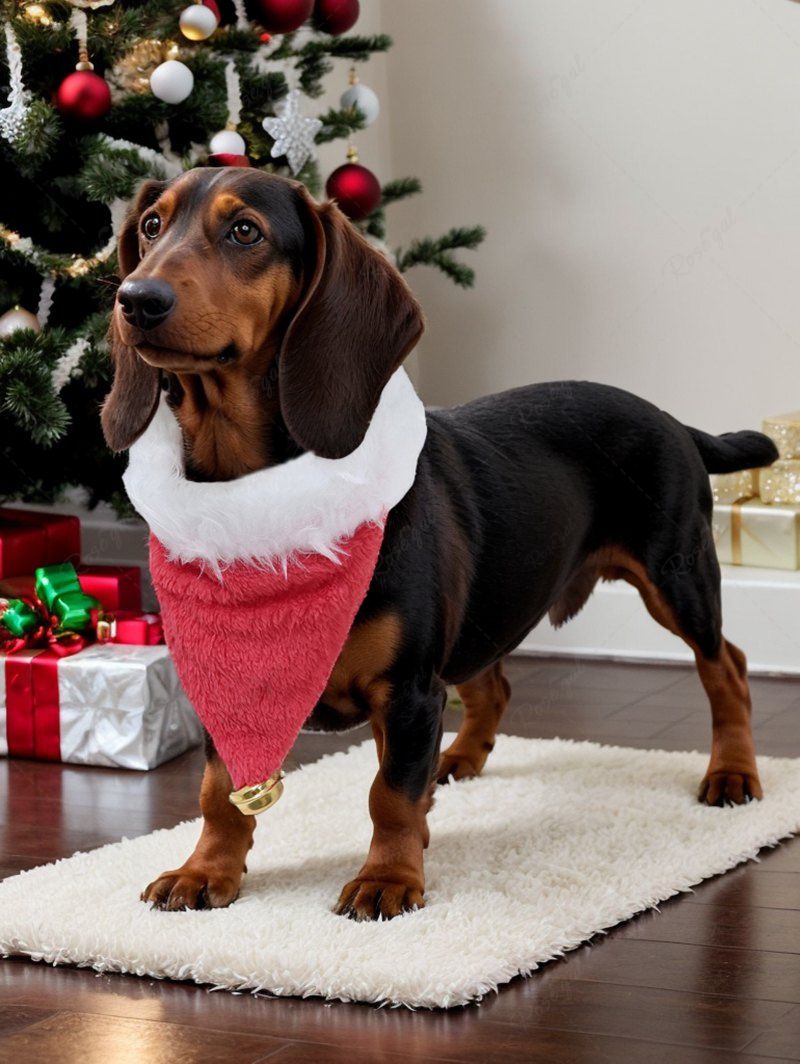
[102,167,424,459]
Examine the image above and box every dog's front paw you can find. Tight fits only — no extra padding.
[698,770,763,806]
[334,877,424,921]
[141,861,243,911]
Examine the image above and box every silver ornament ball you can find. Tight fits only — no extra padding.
[150,60,194,104]
[0,307,41,337]
[209,129,246,155]
[179,3,219,41]
[340,82,379,126]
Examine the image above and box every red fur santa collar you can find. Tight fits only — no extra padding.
[124,369,427,792]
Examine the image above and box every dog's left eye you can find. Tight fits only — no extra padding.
[228,221,263,246]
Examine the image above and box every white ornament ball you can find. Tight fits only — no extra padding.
[209,129,246,155]
[340,82,379,126]
[0,307,41,338]
[179,3,219,41]
[150,60,194,105]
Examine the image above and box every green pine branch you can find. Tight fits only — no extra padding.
[381,177,423,205]
[75,139,164,202]
[315,105,366,143]
[306,33,393,61]
[396,226,487,288]
[296,34,392,96]
[0,330,70,446]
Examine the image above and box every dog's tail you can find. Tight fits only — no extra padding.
[685,425,778,474]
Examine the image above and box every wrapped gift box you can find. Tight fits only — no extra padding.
[710,469,758,505]
[77,564,142,612]
[0,643,202,769]
[759,459,800,506]
[763,411,800,461]
[1,564,142,614]
[0,509,80,579]
[713,498,800,570]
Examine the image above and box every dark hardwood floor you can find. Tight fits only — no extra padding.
[1,655,799,1062]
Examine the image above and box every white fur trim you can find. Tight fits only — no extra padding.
[123,368,427,569]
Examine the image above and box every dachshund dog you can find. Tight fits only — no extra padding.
[103,167,778,920]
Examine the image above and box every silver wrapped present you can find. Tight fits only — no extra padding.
[0,643,202,769]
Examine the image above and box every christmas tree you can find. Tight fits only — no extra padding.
[0,0,484,511]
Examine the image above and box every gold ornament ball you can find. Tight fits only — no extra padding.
[0,307,41,337]
[179,3,219,41]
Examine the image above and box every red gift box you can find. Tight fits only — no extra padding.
[77,565,142,612]
[1,565,142,614]
[0,509,81,579]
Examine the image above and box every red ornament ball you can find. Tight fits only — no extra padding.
[208,153,251,168]
[256,0,313,33]
[325,161,381,221]
[55,70,111,121]
[313,0,359,34]
[203,0,221,19]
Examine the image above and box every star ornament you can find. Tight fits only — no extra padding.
[262,89,322,175]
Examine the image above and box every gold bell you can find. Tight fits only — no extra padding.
[229,771,285,816]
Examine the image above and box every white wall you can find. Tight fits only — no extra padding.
[377,0,800,433]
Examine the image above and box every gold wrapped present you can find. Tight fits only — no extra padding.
[763,411,800,460]
[713,498,800,570]
[759,460,800,505]
[710,469,758,505]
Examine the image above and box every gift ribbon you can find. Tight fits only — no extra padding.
[35,562,97,630]
[2,564,165,761]
[729,495,773,565]
[4,649,60,760]
[0,562,99,656]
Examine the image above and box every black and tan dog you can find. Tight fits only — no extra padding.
[103,167,778,920]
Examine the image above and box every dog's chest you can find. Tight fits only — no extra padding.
[303,612,402,733]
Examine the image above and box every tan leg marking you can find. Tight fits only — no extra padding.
[695,639,762,804]
[437,660,510,783]
[141,756,256,910]
[335,715,432,920]
[334,773,430,920]
[599,547,761,805]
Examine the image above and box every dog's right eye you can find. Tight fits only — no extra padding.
[142,214,161,240]
[228,220,263,246]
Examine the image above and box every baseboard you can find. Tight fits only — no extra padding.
[519,565,800,676]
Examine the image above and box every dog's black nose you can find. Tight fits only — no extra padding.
[118,278,176,331]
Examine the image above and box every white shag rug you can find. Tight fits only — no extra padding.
[2,734,800,1009]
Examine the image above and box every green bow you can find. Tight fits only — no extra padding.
[34,563,98,631]
[0,597,39,637]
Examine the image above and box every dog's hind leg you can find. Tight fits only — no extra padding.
[600,544,761,806]
[141,744,256,910]
[437,660,510,784]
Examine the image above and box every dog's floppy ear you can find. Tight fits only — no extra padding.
[279,186,424,459]
[101,179,166,453]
